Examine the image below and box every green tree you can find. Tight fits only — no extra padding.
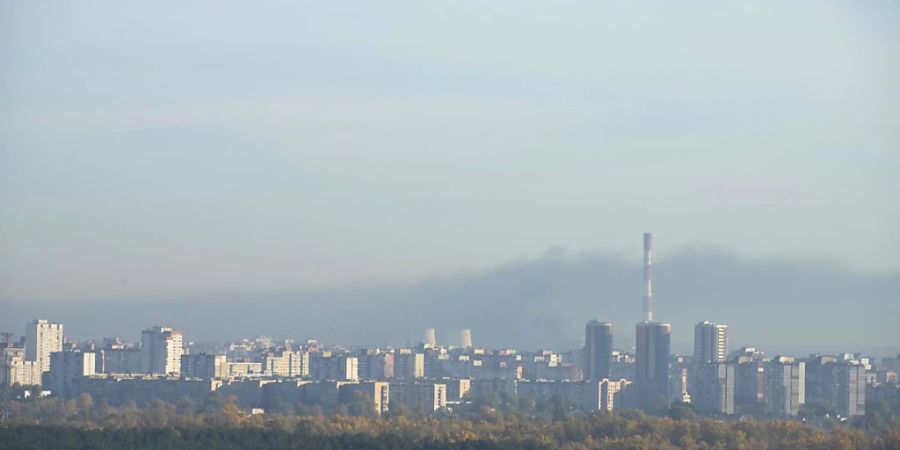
[668,401,696,421]
[345,391,376,418]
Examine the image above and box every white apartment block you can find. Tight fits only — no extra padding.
[141,325,184,375]
[694,320,728,363]
[262,350,310,378]
[26,319,64,373]
[2,346,43,386]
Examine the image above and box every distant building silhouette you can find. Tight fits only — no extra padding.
[688,362,735,415]
[584,320,613,381]
[635,321,671,403]
[765,356,805,417]
[140,325,183,376]
[694,320,728,363]
[460,329,473,349]
[805,355,866,417]
[633,233,671,410]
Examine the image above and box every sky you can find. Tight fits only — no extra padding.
[1,0,898,305]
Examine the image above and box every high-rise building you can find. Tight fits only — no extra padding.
[734,358,766,408]
[359,350,394,380]
[688,362,735,415]
[415,382,448,412]
[598,378,631,412]
[309,353,358,381]
[424,329,437,348]
[669,355,690,403]
[805,355,866,417]
[460,329,473,349]
[1,346,24,386]
[340,381,390,416]
[584,321,613,381]
[635,321,671,402]
[2,344,42,387]
[103,348,142,374]
[26,319,64,373]
[181,353,227,379]
[261,350,309,378]
[765,356,805,417]
[140,325,183,375]
[339,356,359,381]
[694,320,728,363]
[445,378,472,401]
[394,351,425,380]
[48,351,96,398]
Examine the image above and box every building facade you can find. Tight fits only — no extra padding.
[805,355,866,417]
[394,352,425,380]
[2,346,42,386]
[599,378,631,412]
[765,356,805,417]
[26,319,64,373]
[140,326,183,375]
[688,362,735,415]
[181,353,227,379]
[584,321,613,382]
[635,321,671,408]
[48,351,96,397]
[693,321,728,363]
[261,350,309,378]
[734,358,766,409]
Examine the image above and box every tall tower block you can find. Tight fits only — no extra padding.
[585,320,614,381]
[424,328,437,348]
[460,329,473,349]
[26,319,63,373]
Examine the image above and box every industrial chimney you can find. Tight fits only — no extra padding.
[642,232,653,322]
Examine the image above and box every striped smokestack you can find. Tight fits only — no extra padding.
[642,232,653,322]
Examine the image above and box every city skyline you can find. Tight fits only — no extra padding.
[2,313,886,421]
[3,240,897,355]
[2,1,898,447]
[4,234,896,357]
[0,235,888,425]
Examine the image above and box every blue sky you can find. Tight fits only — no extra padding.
[1,0,898,302]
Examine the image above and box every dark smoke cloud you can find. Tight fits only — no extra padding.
[2,246,898,355]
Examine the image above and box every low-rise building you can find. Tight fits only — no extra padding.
[224,361,264,378]
[78,375,221,406]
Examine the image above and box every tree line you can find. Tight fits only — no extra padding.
[1,388,899,449]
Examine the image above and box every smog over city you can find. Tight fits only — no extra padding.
[1,1,898,449]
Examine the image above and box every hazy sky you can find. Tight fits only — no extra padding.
[1,1,898,303]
